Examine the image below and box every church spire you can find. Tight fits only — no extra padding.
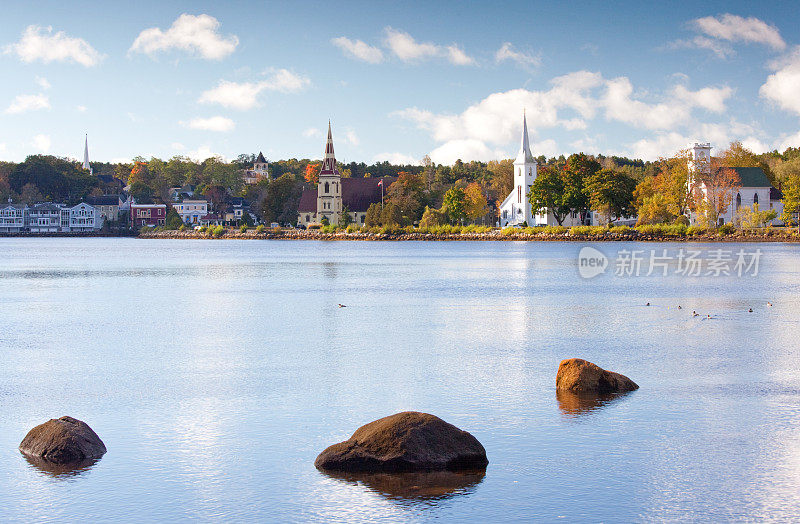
[320,121,339,176]
[83,134,93,175]
[514,111,535,165]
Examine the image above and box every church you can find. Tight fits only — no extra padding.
[297,123,395,227]
[498,113,585,227]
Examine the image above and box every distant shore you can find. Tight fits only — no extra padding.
[138,228,800,242]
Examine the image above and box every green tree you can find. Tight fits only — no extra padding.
[585,169,637,225]
[780,174,800,227]
[365,203,382,227]
[528,166,567,224]
[165,207,184,229]
[340,204,353,226]
[19,183,44,204]
[464,182,488,223]
[386,172,425,222]
[419,205,445,228]
[442,187,466,224]
[10,155,97,203]
[380,202,403,226]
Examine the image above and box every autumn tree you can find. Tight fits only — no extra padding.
[386,172,425,222]
[634,150,692,224]
[689,161,741,228]
[305,163,320,185]
[720,141,773,183]
[442,187,466,224]
[780,174,800,229]
[487,159,514,202]
[19,183,44,204]
[463,182,488,223]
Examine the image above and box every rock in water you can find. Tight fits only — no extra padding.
[556,358,639,394]
[19,416,106,464]
[315,411,488,473]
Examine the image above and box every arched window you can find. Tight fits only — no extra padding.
[324,182,330,194]
[753,193,759,205]
[736,193,741,210]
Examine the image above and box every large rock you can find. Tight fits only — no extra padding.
[556,358,639,394]
[315,411,488,473]
[19,416,106,464]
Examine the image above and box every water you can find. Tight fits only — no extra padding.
[1,238,799,522]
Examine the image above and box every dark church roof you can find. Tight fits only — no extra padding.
[298,176,398,213]
[255,152,267,164]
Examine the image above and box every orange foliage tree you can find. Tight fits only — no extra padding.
[305,163,320,185]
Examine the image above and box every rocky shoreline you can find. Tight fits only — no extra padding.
[139,228,800,242]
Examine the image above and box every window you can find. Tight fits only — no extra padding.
[753,193,758,205]
[324,182,330,193]
[517,185,521,204]
[736,193,741,210]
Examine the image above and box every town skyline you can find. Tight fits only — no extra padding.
[1,1,799,165]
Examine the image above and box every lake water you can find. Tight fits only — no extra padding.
[1,238,799,522]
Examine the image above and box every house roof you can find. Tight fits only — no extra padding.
[770,187,783,200]
[255,152,267,163]
[97,174,123,186]
[298,176,398,213]
[726,166,771,188]
[86,195,120,206]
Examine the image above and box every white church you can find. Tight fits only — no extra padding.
[498,113,585,227]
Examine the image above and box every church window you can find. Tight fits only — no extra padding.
[753,193,759,205]
[736,193,741,210]
[518,185,521,203]
[324,182,330,193]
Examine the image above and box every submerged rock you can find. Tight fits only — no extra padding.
[315,411,488,473]
[556,358,639,394]
[19,416,106,464]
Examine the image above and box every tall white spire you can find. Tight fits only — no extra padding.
[514,110,535,165]
[320,120,338,176]
[83,134,92,174]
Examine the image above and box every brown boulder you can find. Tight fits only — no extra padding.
[556,358,639,394]
[19,416,106,464]
[315,411,488,473]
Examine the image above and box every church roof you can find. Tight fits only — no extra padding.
[255,152,267,164]
[726,166,771,188]
[297,176,398,213]
[514,112,536,165]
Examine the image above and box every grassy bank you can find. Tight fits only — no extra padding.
[139,224,800,242]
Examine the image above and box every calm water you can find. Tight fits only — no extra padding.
[1,238,799,523]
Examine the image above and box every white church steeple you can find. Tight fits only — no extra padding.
[512,111,537,225]
[82,134,92,175]
[514,110,536,165]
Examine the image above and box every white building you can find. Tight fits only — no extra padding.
[244,152,269,184]
[688,143,783,226]
[173,200,209,225]
[68,202,104,232]
[0,202,26,233]
[499,113,584,227]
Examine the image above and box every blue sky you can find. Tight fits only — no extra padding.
[1,0,799,165]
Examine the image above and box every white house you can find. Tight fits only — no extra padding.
[173,200,209,225]
[68,202,104,232]
[244,152,269,184]
[499,113,584,227]
[0,202,26,233]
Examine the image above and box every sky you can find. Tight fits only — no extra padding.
[0,0,799,166]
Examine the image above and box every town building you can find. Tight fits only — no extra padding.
[173,200,209,225]
[297,123,396,227]
[130,204,166,227]
[688,143,784,226]
[86,195,123,223]
[68,202,103,232]
[169,184,195,202]
[499,113,585,227]
[0,202,26,233]
[243,152,269,184]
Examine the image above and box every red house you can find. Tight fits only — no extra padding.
[131,204,166,227]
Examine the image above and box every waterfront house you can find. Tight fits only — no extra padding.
[87,195,122,223]
[27,203,66,233]
[131,204,166,227]
[169,184,195,202]
[243,152,270,184]
[68,202,104,232]
[297,123,396,227]
[173,200,209,225]
[0,202,26,233]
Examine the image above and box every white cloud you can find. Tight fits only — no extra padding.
[76,105,87,112]
[331,36,383,63]
[32,134,51,152]
[495,42,540,70]
[5,94,50,114]
[198,69,310,110]
[35,76,51,90]
[693,14,785,51]
[446,44,475,66]
[429,139,509,165]
[344,129,360,146]
[383,27,474,65]
[384,27,439,61]
[670,14,785,58]
[181,116,235,132]
[373,152,418,165]
[303,127,321,138]
[776,131,800,152]
[760,47,800,116]
[129,14,238,60]
[171,142,186,151]
[186,145,224,162]
[628,120,766,160]
[3,25,102,67]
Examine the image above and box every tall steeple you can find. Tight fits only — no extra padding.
[514,110,536,165]
[320,121,339,175]
[83,134,92,175]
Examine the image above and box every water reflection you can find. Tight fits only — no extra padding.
[320,469,486,502]
[22,454,100,479]
[556,390,631,418]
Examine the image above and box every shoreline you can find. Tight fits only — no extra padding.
[138,229,800,242]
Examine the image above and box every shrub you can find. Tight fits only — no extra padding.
[308,223,322,230]
[674,215,690,226]
[686,225,707,236]
[609,225,630,235]
[502,227,520,236]
[718,223,736,236]
[239,224,248,233]
[256,224,265,233]
[346,224,358,234]
[212,225,225,237]
[178,224,186,231]
[541,225,568,235]
[198,226,207,233]
[570,226,591,236]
